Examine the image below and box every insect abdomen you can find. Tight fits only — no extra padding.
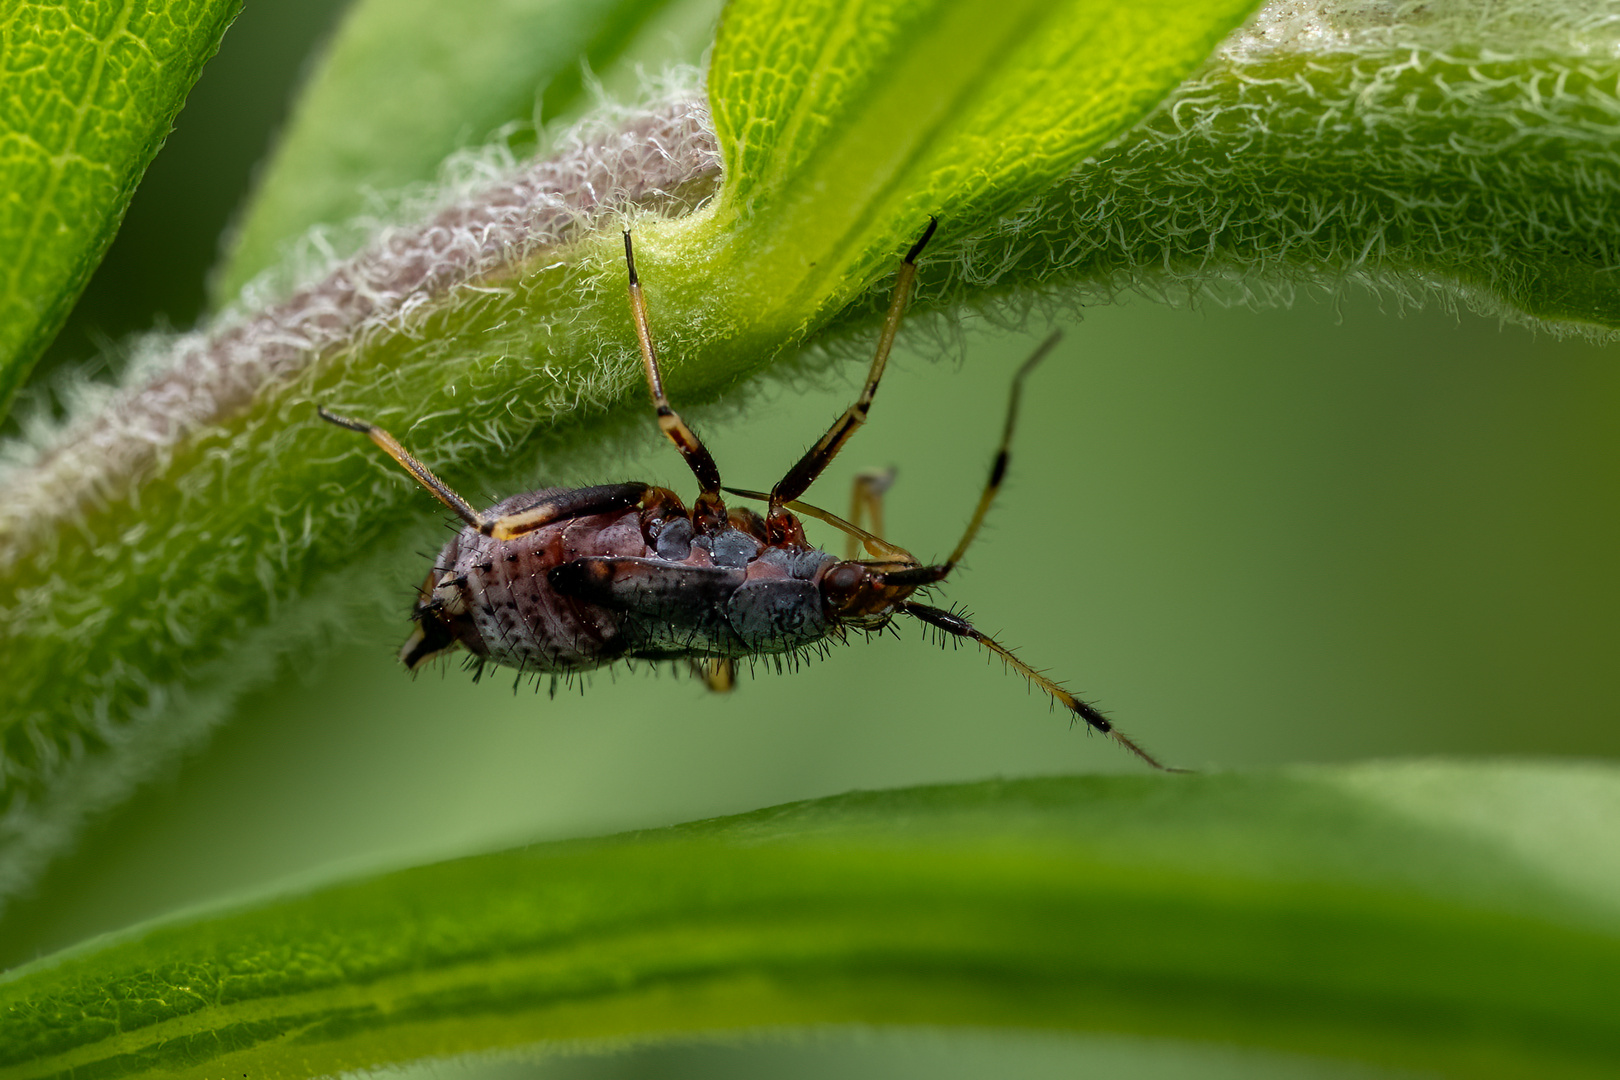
[438,502,651,672]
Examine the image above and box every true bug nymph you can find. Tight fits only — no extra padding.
[320,221,1171,770]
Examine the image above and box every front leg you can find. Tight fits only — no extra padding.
[485,483,655,540]
[845,467,897,560]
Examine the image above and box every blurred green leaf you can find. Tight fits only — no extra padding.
[0,0,240,422]
[213,0,694,305]
[4,765,1619,1080]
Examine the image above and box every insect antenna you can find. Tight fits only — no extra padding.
[317,406,487,530]
[943,331,1061,569]
[919,332,1067,588]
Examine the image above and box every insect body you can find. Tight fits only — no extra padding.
[320,220,1171,770]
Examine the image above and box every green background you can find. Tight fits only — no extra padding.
[5,0,1617,1077]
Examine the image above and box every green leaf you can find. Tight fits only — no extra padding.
[687,0,1262,338]
[4,765,1619,1080]
[212,0,702,306]
[0,0,241,422]
[0,0,1261,907]
[940,3,1620,331]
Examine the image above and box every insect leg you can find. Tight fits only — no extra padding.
[899,601,1178,772]
[768,218,938,524]
[942,330,1062,569]
[318,407,486,529]
[695,657,737,692]
[623,231,726,526]
[870,330,1063,588]
[845,468,897,560]
[722,486,914,562]
[484,483,654,541]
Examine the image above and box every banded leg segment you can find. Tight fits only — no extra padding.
[623,231,725,525]
[900,602,1178,772]
[944,330,1062,568]
[768,218,938,520]
[868,332,1063,591]
[318,407,486,529]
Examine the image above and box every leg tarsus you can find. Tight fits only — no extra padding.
[696,657,736,692]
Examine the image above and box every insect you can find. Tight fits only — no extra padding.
[319,220,1170,770]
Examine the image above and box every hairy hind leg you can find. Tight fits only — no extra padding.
[900,601,1181,772]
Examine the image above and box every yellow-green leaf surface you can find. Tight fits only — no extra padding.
[213,0,704,306]
[4,765,1620,1080]
[0,0,1261,911]
[677,0,1262,341]
[0,0,240,421]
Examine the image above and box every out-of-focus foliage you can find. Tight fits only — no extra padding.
[0,0,239,421]
[214,0,693,303]
[4,766,1618,1080]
